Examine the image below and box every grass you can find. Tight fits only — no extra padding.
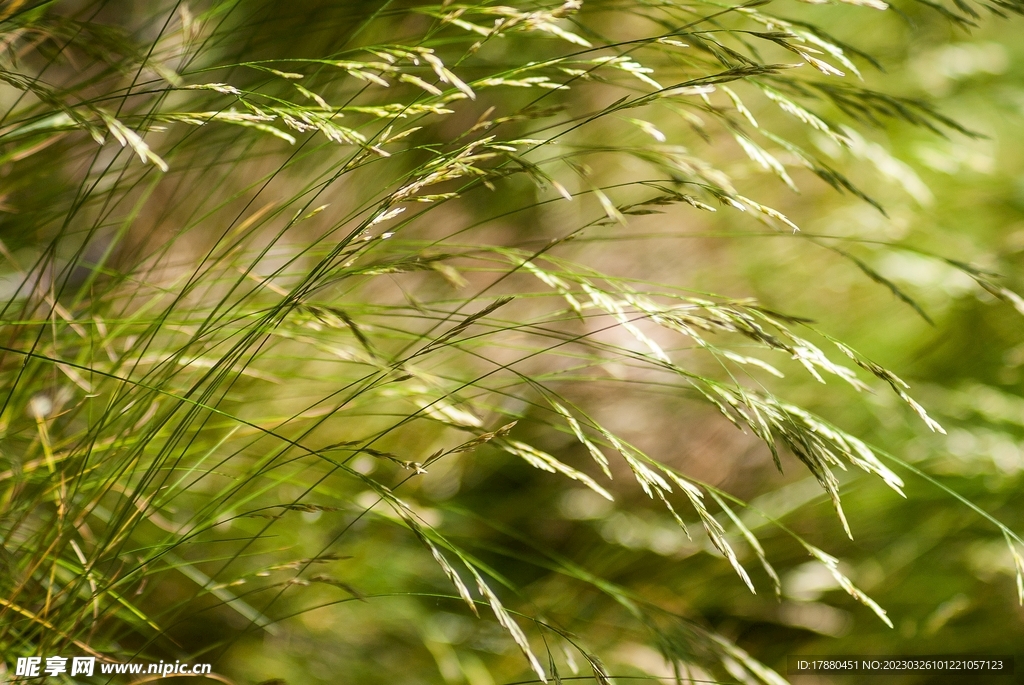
[1,1,1023,683]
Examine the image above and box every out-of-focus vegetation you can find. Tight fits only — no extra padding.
[0,1,1022,684]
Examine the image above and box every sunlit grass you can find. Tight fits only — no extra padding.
[1,1,1023,683]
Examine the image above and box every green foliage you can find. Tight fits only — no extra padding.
[0,1,1022,683]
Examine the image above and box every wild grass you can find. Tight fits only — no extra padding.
[1,1,1022,683]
